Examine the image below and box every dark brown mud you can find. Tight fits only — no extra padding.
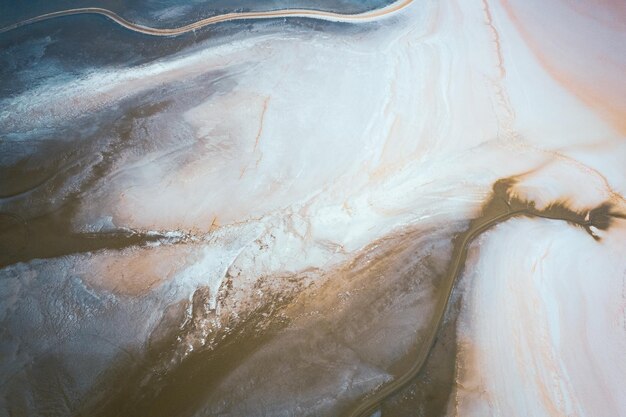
[73,216,458,417]
[0,214,168,268]
[77,285,298,417]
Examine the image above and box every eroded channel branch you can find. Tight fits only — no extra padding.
[347,177,624,417]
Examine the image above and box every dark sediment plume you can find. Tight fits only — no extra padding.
[0,211,172,268]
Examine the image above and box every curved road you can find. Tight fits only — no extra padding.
[2,4,617,416]
[0,0,413,37]
[346,187,615,417]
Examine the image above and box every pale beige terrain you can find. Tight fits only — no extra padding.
[0,0,624,416]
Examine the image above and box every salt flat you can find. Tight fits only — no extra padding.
[0,0,624,416]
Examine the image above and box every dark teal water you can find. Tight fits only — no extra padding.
[0,0,397,28]
[0,0,396,99]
